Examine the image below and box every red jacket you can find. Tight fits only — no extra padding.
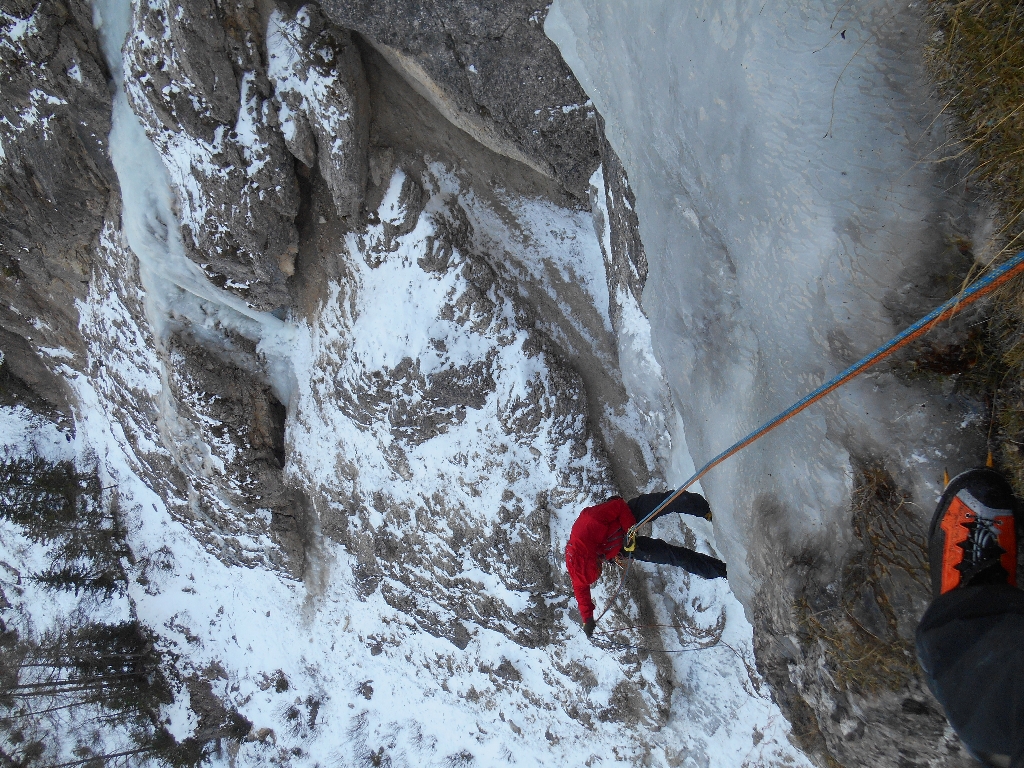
[565,497,636,624]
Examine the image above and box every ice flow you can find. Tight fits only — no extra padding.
[547,0,987,606]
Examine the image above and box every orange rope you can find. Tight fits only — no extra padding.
[625,250,1024,544]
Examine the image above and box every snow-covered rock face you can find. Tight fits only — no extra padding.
[4,0,817,761]
[266,6,368,221]
[0,0,114,420]
[124,0,301,308]
[288,163,620,650]
[547,1,986,765]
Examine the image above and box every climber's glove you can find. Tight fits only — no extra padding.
[583,619,596,639]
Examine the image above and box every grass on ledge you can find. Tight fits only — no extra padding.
[926,0,1024,492]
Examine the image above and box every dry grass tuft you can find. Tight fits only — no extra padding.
[927,1,1024,254]
[795,462,926,693]
[927,1,1024,491]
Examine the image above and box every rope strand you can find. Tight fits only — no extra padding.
[591,623,747,664]
[626,250,1024,542]
[594,556,634,624]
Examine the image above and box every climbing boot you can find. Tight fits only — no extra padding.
[929,468,1020,597]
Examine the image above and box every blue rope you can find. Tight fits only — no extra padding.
[627,250,1024,539]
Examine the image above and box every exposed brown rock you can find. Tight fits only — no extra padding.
[317,0,601,201]
[0,0,115,386]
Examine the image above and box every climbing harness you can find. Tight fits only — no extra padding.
[623,249,1024,550]
[622,531,637,553]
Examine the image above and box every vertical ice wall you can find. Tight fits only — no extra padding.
[546,0,986,607]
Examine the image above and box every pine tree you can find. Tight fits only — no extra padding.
[0,457,131,597]
[0,621,174,767]
[0,458,245,765]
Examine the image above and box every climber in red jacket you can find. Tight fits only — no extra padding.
[565,491,727,638]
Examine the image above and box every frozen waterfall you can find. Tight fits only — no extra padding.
[547,0,988,607]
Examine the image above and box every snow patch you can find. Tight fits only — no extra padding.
[234,72,267,176]
[160,687,198,741]
[266,8,352,146]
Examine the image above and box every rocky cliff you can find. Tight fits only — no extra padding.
[2,0,726,763]
[0,0,114,420]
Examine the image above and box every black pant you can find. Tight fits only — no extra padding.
[626,490,711,521]
[630,536,727,579]
[916,585,1024,766]
[625,492,726,579]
